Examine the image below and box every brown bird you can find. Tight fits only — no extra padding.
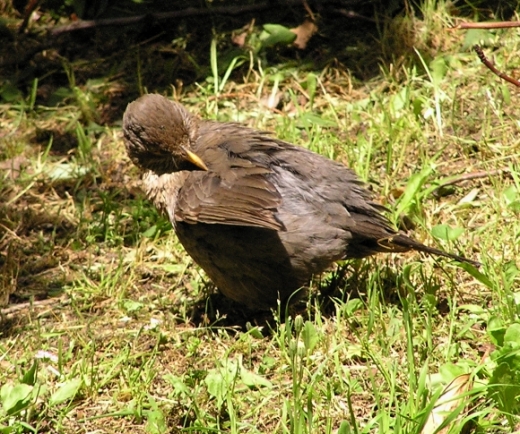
[123,94,478,310]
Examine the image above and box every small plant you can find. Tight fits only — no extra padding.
[487,321,520,428]
[0,354,83,433]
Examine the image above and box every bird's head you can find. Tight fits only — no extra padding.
[123,94,208,175]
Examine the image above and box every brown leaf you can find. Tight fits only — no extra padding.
[259,92,281,110]
[390,187,405,199]
[232,31,248,48]
[422,374,473,434]
[290,19,317,50]
[232,19,255,48]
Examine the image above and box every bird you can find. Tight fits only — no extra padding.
[122,94,479,310]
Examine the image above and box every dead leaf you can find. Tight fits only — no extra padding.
[232,19,255,47]
[422,374,473,434]
[390,187,405,199]
[290,19,318,50]
[260,92,281,110]
[232,31,248,47]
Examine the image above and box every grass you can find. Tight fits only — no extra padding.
[1,2,520,433]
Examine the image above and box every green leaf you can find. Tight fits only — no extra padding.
[458,304,487,316]
[343,298,364,315]
[204,363,237,408]
[337,421,352,434]
[431,224,464,241]
[163,374,189,398]
[459,262,494,290]
[302,321,319,353]
[503,185,518,203]
[395,166,433,217]
[245,323,264,339]
[503,186,520,212]
[21,360,38,386]
[145,396,167,434]
[0,82,23,103]
[0,383,33,415]
[487,316,506,347]
[142,225,158,238]
[122,299,144,313]
[500,84,511,104]
[240,368,272,389]
[439,363,466,383]
[429,56,448,84]
[462,29,494,51]
[49,378,82,406]
[504,323,520,346]
[261,24,296,48]
[46,163,89,181]
[411,95,427,118]
[488,361,520,414]
[48,87,74,106]
[261,356,276,371]
[390,86,409,113]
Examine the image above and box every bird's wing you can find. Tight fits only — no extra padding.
[174,169,284,231]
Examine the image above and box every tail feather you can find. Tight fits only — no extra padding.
[377,233,481,267]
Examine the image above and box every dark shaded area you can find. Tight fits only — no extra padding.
[184,256,462,330]
[2,0,516,128]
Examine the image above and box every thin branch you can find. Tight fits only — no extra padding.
[302,0,316,22]
[334,9,377,23]
[48,0,369,36]
[49,1,307,36]
[19,0,41,33]
[0,296,70,321]
[474,45,520,88]
[453,21,520,30]
[436,168,510,189]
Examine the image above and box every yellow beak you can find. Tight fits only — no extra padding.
[183,147,208,171]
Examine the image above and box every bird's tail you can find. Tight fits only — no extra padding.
[377,233,481,267]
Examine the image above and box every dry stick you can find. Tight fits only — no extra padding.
[334,9,377,23]
[49,1,319,36]
[436,168,510,189]
[302,0,316,22]
[0,296,70,320]
[474,45,520,88]
[19,0,41,33]
[453,21,520,30]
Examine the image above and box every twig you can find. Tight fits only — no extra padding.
[302,0,316,22]
[49,1,313,36]
[0,296,70,321]
[474,45,520,88]
[0,223,22,241]
[334,9,377,23]
[437,168,510,188]
[19,0,41,33]
[453,21,520,30]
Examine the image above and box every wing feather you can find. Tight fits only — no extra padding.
[175,171,284,231]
